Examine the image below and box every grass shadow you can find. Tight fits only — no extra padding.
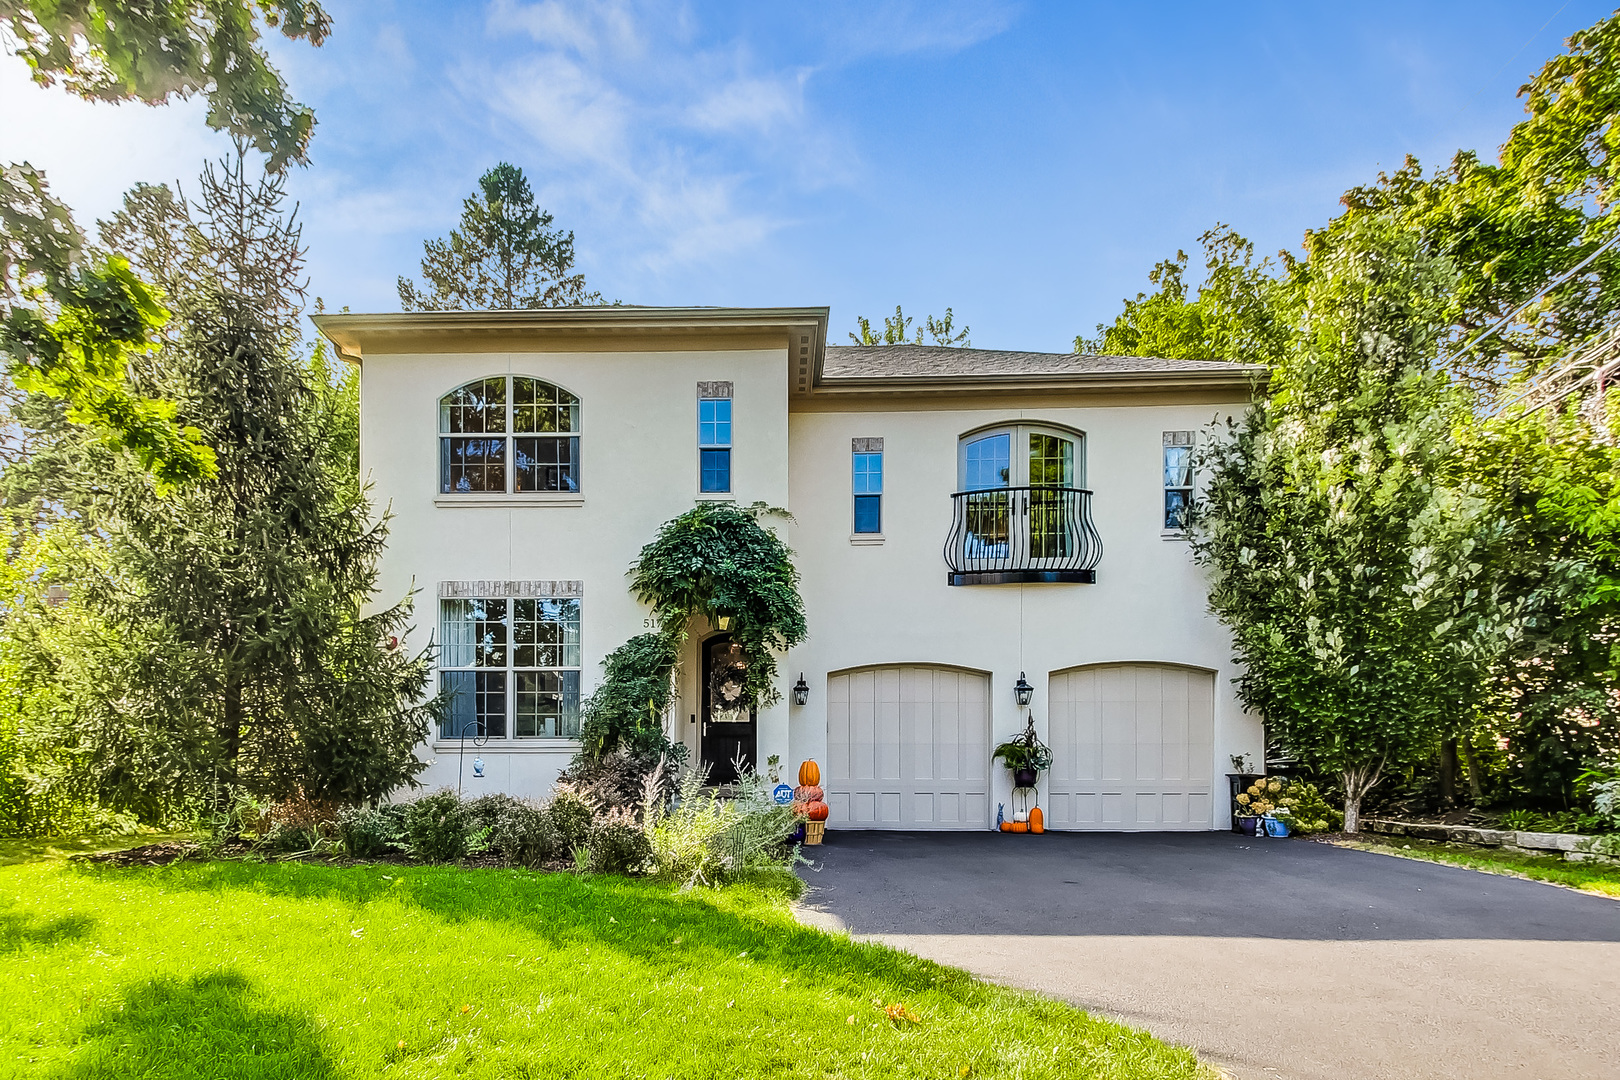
[0,911,96,953]
[45,969,339,1080]
[67,858,983,1005]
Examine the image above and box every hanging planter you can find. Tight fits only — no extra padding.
[992,718,1052,791]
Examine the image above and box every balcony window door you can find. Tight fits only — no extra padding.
[957,426,1082,564]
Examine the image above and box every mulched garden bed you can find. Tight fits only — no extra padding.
[76,841,574,872]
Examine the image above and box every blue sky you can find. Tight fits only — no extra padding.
[2,1,1614,352]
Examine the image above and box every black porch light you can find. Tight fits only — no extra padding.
[1013,671,1034,708]
[792,673,810,706]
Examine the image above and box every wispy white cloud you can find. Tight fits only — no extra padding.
[817,0,1020,59]
[465,0,849,271]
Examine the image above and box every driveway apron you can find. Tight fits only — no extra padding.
[794,832,1620,1080]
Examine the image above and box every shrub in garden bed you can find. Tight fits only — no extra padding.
[1236,776,1343,834]
[404,789,471,862]
[336,803,406,857]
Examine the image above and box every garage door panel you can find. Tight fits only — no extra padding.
[828,666,990,830]
[1049,663,1215,831]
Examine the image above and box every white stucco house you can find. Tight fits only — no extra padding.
[313,305,1264,832]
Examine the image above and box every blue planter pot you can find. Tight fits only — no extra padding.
[1264,817,1291,837]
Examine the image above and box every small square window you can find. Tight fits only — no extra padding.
[854,494,882,534]
[699,398,732,447]
[700,448,732,493]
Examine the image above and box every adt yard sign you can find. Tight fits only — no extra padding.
[772,783,793,805]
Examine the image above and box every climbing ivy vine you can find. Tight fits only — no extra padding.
[575,501,807,764]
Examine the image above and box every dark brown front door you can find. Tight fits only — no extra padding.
[701,635,756,785]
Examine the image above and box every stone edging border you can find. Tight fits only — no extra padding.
[1364,819,1620,864]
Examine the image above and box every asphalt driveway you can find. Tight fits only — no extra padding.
[794,831,1620,1080]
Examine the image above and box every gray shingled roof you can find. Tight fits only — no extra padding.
[822,344,1257,380]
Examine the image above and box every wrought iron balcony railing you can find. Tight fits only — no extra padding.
[943,486,1102,585]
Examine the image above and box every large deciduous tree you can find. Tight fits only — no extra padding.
[1193,218,1510,832]
[1079,225,1292,366]
[398,163,602,311]
[0,0,330,170]
[0,0,330,490]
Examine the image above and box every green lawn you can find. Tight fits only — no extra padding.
[1,856,1207,1080]
[1333,834,1620,899]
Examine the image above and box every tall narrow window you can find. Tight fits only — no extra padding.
[698,382,733,493]
[439,376,580,494]
[440,594,581,739]
[1163,431,1194,531]
[852,438,883,534]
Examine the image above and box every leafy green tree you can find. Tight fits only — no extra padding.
[0,0,330,171]
[1,166,216,492]
[398,163,602,310]
[1313,12,1620,401]
[1078,225,1292,366]
[849,304,971,346]
[1449,408,1620,805]
[0,1,329,492]
[1193,217,1506,832]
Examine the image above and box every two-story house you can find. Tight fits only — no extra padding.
[313,305,1263,832]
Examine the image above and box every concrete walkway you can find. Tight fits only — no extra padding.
[794,831,1620,1080]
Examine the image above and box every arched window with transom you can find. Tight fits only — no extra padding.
[439,376,581,494]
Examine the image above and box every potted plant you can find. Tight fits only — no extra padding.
[993,719,1052,790]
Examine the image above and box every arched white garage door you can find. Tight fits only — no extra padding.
[826,666,990,830]
[1047,663,1215,830]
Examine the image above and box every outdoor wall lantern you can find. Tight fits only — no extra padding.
[715,614,732,631]
[1013,671,1034,708]
[792,674,810,707]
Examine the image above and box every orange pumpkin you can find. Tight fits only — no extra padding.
[999,820,1012,832]
[1008,821,1028,833]
[805,801,829,822]
[1029,806,1045,834]
[798,760,820,786]
[794,784,824,802]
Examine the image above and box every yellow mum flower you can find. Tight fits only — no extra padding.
[1268,779,1283,793]
[1236,793,1250,805]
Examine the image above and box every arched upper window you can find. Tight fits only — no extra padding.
[439,376,581,494]
[957,423,1084,492]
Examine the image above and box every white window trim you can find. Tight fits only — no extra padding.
[434,493,585,508]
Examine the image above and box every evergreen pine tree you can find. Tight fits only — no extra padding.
[9,148,440,812]
[398,163,602,310]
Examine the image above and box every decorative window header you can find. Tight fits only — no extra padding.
[1163,430,1194,447]
[697,381,733,399]
[439,580,584,599]
[852,437,884,453]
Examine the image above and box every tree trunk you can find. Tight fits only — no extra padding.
[222,672,243,790]
[1461,740,1484,805]
[1341,761,1385,834]
[1439,739,1458,807]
